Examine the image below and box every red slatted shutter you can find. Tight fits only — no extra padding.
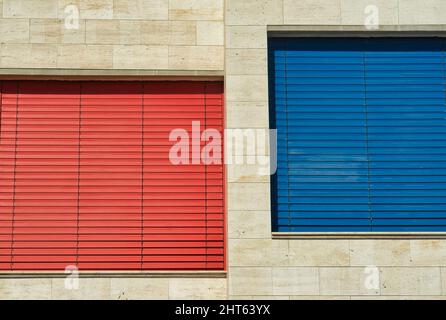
[0,81,225,271]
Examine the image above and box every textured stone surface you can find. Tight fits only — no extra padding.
[283,0,341,24]
[381,267,442,296]
[113,0,168,20]
[51,278,111,300]
[30,19,85,44]
[169,45,224,70]
[168,278,227,299]
[229,267,273,296]
[113,45,168,69]
[197,21,224,46]
[110,278,169,300]
[226,0,283,26]
[410,240,446,266]
[0,18,29,43]
[319,267,380,296]
[226,26,267,49]
[340,0,399,26]
[399,0,446,24]
[3,0,58,18]
[226,49,267,75]
[228,211,271,239]
[1,44,58,68]
[272,267,319,295]
[0,279,51,300]
[349,240,412,266]
[169,0,223,21]
[288,240,350,267]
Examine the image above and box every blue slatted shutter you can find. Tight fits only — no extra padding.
[270,37,446,232]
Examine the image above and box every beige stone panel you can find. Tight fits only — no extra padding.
[340,0,398,25]
[319,267,380,296]
[0,18,29,43]
[170,21,196,46]
[288,240,350,267]
[291,295,350,300]
[169,46,223,71]
[58,0,113,19]
[168,278,227,300]
[57,44,112,69]
[272,267,319,295]
[226,49,267,76]
[228,211,271,239]
[0,279,51,299]
[114,0,168,20]
[0,1,2,18]
[226,75,268,102]
[197,21,223,46]
[443,267,446,295]
[283,0,341,24]
[410,240,446,266]
[380,267,441,296]
[350,240,411,267]
[226,0,283,25]
[229,239,288,266]
[110,278,168,300]
[86,20,140,45]
[227,182,270,211]
[227,164,269,183]
[225,128,271,159]
[30,19,85,44]
[399,0,446,24]
[169,0,223,21]
[140,21,169,45]
[227,102,268,128]
[4,0,57,18]
[51,278,111,300]
[113,45,168,69]
[229,267,273,296]
[226,26,267,49]
[2,44,57,68]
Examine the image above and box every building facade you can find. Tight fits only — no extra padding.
[1,0,446,299]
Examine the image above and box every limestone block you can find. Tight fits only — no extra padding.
[57,44,112,69]
[229,267,273,296]
[272,267,319,295]
[58,0,113,19]
[3,0,57,18]
[113,0,168,20]
[226,49,267,75]
[140,21,169,45]
[410,240,446,266]
[113,45,168,69]
[399,0,446,24]
[226,0,283,25]
[110,278,169,300]
[168,45,223,71]
[226,75,268,102]
[227,182,270,211]
[197,21,223,46]
[2,44,57,68]
[226,26,267,49]
[319,267,380,295]
[0,18,29,43]
[51,278,111,300]
[169,21,196,46]
[228,239,287,266]
[169,0,223,21]
[288,240,350,267]
[283,0,341,24]
[30,19,85,44]
[350,240,412,266]
[227,164,270,183]
[86,20,140,45]
[340,0,398,26]
[228,211,271,239]
[0,279,51,299]
[168,278,227,299]
[380,267,442,296]
[226,102,269,129]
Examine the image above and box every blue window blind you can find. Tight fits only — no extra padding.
[269,37,446,232]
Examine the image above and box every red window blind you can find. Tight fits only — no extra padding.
[0,81,225,271]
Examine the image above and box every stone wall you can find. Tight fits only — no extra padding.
[0,0,224,71]
[225,0,446,300]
